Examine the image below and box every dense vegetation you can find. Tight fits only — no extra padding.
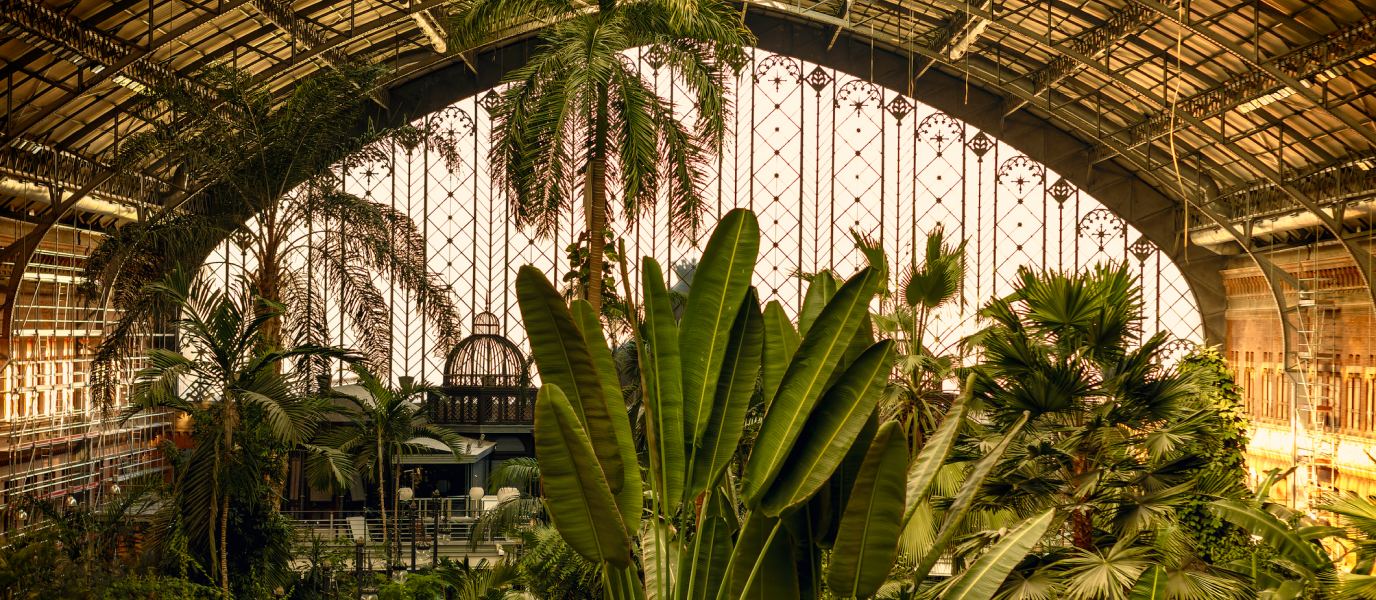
[7,1,1374,597]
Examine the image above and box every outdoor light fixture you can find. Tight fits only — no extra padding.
[17,510,26,520]
[66,496,77,507]
[111,484,120,494]
[398,487,414,502]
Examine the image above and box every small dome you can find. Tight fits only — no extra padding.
[444,312,530,387]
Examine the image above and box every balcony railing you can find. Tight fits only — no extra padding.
[428,388,535,426]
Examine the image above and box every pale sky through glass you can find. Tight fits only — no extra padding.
[207,49,1202,384]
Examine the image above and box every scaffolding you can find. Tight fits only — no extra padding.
[1291,266,1340,508]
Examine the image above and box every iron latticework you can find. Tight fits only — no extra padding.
[298,49,1204,386]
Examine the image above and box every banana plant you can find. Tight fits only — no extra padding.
[517,208,1050,600]
[1210,485,1376,600]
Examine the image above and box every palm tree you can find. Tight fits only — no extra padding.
[121,266,355,597]
[968,264,1212,550]
[435,557,523,600]
[449,0,751,313]
[872,227,967,452]
[84,62,463,391]
[307,364,467,568]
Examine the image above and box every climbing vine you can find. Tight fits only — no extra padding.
[1176,346,1257,564]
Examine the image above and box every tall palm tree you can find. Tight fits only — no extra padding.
[84,63,463,391]
[449,0,751,313]
[121,266,355,597]
[307,364,467,567]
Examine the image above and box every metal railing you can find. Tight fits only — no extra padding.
[286,497,528,570]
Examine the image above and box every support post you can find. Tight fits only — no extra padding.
[432,490,440,567]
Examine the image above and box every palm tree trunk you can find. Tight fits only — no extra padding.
[378,433,388,566]
[220,494,230,597]
[1070,454,1094,551]
[584,83,611,314]
[392,457,402,565]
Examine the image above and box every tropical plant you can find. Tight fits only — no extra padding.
[469,456,546,547]
[119,266,354,597]
[961,265,1252,600]
[870,226,967,453]
[307,364,467,568]
[84,62,462,392]
[1209,486,1376,600]
[516,208,1050,599]
[1175,347,1257,564]
[435,557,523,600]
[449,0,751,314]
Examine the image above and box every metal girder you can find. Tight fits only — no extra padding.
[1091,11,1376,163]
[1001,2,1156,116]
[919,0,1376,314]
[245,0,451,90]
[1135,1,1376,154]
[248,0,390,107]
[1205,152,1376,221]
[761,0,1321,379]
[249,0,349,65]
[0,0,254,146]
[907,0,992,80]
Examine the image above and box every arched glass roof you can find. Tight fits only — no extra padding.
[209,49,1202,382]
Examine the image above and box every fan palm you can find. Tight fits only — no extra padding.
[120,266,355,597]
[449,0,751,313]
[967,264,1214,550]
[84,62,462,390]
[958,265,1250,600]
[872,226,968,452]
[307,364,467,567]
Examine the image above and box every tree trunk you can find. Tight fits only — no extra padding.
[1070,454,1094,551]
[584,83,611,314]
[378,432,388,568]
[392,457,402,566]
[220,494,230,598]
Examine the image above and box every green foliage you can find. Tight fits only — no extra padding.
[1175,346,1257,564]
[120,266,355,595]
[454,0,752,313]
[85,63,461,393]
[517,208,1046,600]
[519,525,605,600]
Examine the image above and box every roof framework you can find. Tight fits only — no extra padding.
[1,0,1375,369]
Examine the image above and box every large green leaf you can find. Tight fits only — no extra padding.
[826,421,909,599]
[943,509,1056,600]
[687,289,764,500]
[642,519,679,600]
[642,258,687,510]
[1209,500,1328,573]
[760,340,896,516]
[1129,566,1167,600]
[820,408,879,549]
[679,208,759,451]
[518,266,624,490]
[677,514,732,600]
[571,300,642,533]
[901,375,973,526]
[761,300,800,405]
[742,267,881,506]
[533,384,632,568]
[728,511,797,600]
[798,273,838,336]
[912,411,1029,582]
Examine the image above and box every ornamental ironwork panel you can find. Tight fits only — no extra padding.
[279,49,1203,384]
